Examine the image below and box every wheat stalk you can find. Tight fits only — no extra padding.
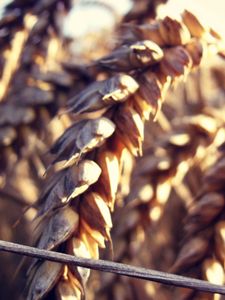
[18,10,225,300]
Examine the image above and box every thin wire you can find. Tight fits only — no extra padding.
[0,239,225,295]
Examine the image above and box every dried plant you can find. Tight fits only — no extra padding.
[20,11,223,300]
[0,1,225,300]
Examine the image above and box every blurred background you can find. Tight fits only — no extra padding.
[0,0,225,299]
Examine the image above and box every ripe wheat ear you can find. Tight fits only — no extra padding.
[19,9,225,300]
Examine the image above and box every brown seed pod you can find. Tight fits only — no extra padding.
[56,270,84,300]
[80,219,106,248]
[182,10,206,38]
[160,46,192,78]
[69,237,92,285]
[159,16,191,46]
[37,160,101,217]
[115,103,144,156]
[80,192,112,238]
[37,207,79,250]
[171,237,209,273]
[27,261,63,300]
[185,193,225,236]
[123,22,165,46]
[96,150,120,208]
[134,71,162,120]
[97,40,164,71]
[66,74,139,115]
[79,228,99,259]
[27,207,79,277]
[185,39,204,67]
[49,117,116,170]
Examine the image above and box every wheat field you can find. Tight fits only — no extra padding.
[0,1,225,299]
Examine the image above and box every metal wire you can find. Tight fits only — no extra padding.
[0,239,225,295]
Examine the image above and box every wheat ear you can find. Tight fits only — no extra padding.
[24,11,225,300]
